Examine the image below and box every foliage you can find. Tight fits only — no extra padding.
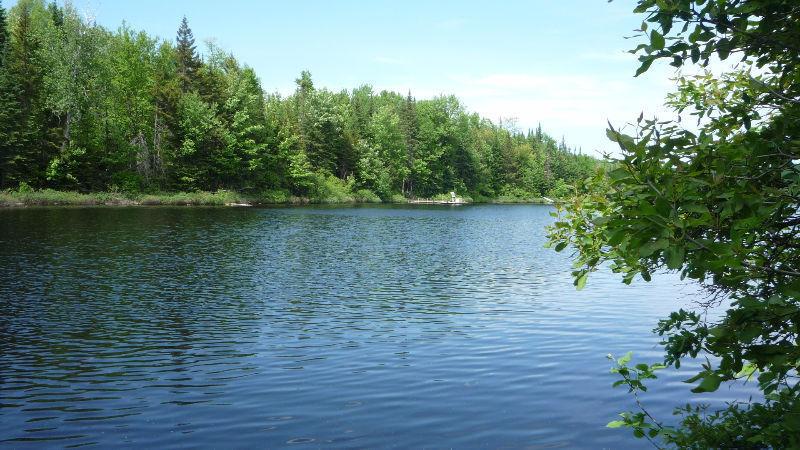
[549,0,800,447]
[0,0,596,202]
[0,186,252,206]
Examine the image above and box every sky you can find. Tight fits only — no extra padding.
[6,0,684,156]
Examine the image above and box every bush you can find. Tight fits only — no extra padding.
[388,193,407,203]
[495,186,542,203]
[310,172,354,203]
[352,189,381,203]
[546,179,572,199]
[110,172,145,195]
[258,189,291,204]
[139,190,243,206]
[17,182,34,194]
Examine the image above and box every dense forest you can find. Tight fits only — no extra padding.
[0,0,596,203]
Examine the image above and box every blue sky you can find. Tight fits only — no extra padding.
[7,0,680,155]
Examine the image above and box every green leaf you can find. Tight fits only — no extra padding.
[665,246,685,269]
[735,363,757,379]
[691,373,722,393]
[691,46,700,63]
[575,271,589,290]
[635,57,655,77]
[607,420,627,428]
[650,30,665,50]
[639,239,668,257]
[716,38,732,60]
[682,203,709,215]
[783,413,800,432]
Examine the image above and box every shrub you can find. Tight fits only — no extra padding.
[17,182,34,194]
[310,172,354,203]
[258,189,291,204]
[352,189,381,203]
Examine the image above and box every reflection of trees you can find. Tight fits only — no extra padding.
[0,207,264,431]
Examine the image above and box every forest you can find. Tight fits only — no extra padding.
[0,0,596,204]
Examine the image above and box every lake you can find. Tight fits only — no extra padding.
[0,205,746,448]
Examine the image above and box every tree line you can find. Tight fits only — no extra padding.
[0,0,596,201]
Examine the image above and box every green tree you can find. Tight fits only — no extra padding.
[100,26,161,190]
[0,0,21,188]
[548,0,800,447]
[399,91,418,195]
[39,2,104,187]
[175,16,200,92]
[221,64,268,189]
[173,92,223,190]
[304,89,354,178]
[0,0,6,55]
[5,0,49,187]
[357,105,407,199]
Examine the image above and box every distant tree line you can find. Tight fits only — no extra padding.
[0,0,597,200]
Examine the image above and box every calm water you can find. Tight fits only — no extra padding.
[0,205,746,448]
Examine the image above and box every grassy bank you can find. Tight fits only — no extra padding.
[0,188,390,207]
[0,188,555,207]
[0,189,246,207]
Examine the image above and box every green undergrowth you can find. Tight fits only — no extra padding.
[1,184,557,207]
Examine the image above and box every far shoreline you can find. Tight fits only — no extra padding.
[0,190,555,209]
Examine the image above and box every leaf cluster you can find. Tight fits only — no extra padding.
[554,0,800,446]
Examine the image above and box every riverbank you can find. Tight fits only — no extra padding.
[0,189,553,207]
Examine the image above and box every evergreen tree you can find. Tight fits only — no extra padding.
[295,70,314,97]
[175,16,200,92]
[5,0,46,187]
[0,0,17,188]
[47,1,62,28]
[0,0,7,61]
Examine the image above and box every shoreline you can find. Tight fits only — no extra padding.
[0,190,554,208]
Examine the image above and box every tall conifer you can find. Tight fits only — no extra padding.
[0,0,7,61]
[0,0,39,187]
[0,0,11,188]
[176,16,200,91]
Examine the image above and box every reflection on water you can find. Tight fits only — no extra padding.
[0,205,749,448]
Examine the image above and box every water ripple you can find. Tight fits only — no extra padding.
[0,205,754,448]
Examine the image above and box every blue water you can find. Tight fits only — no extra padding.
[0,205,748,448]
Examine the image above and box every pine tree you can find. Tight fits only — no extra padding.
[295,70,314,96]
[175,16,200,92]
[47,1,63,28]
[0,0,15,188]
[2,1,44,187]
[0,0,6,63]
[9,2,41,114]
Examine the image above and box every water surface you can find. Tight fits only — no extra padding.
[0,205,742,448]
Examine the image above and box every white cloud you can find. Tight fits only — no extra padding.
[379,57,762,157]
[420,71,676,156]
